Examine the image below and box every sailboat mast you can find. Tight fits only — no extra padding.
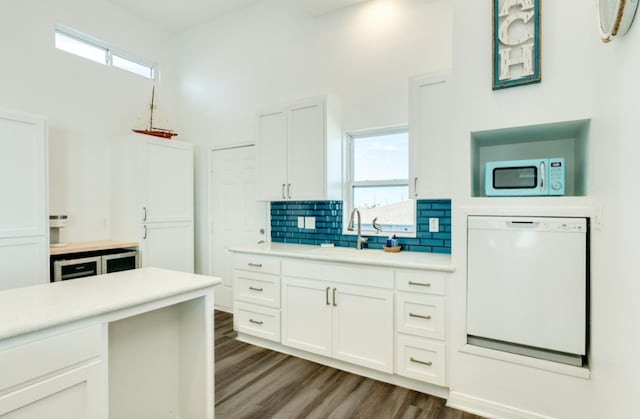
[149,86,155,130]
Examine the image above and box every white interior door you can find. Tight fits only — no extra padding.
[210,145,266,311]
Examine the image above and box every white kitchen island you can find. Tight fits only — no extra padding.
[0,267,220,419]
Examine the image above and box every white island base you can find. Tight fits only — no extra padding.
[0,267,220,419]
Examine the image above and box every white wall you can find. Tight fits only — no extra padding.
[588,12,640,419]
[449,1,639,418]
[0,0,178,242]
[175,0,453,274]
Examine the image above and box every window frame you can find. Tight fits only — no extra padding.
[54,25,156,80]
[343,125,417,238]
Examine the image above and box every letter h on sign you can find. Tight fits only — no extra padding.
[493,0,541,90]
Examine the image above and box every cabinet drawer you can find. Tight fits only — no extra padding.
[0,325,104,391]
[396,269,447,295]
[234,271,280,308]
[396,293,445,340]
[396,334,446,386]
[234,253,280,275]
[235,303,281,342]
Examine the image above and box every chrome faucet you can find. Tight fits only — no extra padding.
[347,208,368,250]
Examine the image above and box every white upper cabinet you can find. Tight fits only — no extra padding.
[142,140,193,223]
[0,111,47,238]
[0,110,48,289]
[256,110,287,201]
[256,96,341,201]
[409,72,451,199]
[111,135,194,232]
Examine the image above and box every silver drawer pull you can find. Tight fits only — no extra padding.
[249,319,263,325]
[249,286,263,292]
[408,281,431,287]
[410,357,432,366]
[248,263,263,268]
[409,313,432,320]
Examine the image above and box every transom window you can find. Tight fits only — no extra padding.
[55,25,156,80]
[346,127,415,235]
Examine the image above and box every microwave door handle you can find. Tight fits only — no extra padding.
[540,161,545,193]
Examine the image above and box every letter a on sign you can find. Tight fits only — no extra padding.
[493,0,541,90]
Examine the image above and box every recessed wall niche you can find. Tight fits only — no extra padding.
[470,119,590,197]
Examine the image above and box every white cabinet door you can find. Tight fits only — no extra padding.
[140,222,194,273]
[332,284,394,373]
[286,97,325,201]
[256,110,287,201]
[0,111,46,238]
[143,140,193,223]
[409,72,451,199]
[0,361,106,419]
[0,237,48,290]
[281,277,332,357]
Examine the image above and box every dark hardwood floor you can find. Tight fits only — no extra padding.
[214,310,484,419]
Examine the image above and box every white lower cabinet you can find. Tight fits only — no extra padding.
[140,221,194,273]
[233,254,282,342]
[331,284,394,372]
[395,268,448,387]
[0,236,48,290]
[281,261,394,374]
[230,250,450,393]
[235,302,281,342]
[0,325,106,419]
[396,334,446,386]
[281,277,332,356]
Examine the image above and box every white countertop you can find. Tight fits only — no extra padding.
[0,267,221,341]
[228,243,454,271]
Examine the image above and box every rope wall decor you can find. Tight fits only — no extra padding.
[599,0,639,43]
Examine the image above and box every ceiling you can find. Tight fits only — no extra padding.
[108,0,370,33]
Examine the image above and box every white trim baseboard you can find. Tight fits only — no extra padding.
[447,391,556,419]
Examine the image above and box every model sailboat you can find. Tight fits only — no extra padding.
[132,86,178,139]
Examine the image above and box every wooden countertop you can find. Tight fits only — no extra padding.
[50,240,139,256]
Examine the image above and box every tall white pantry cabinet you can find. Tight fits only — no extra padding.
[111,134,194,273]
[0,110,48,290]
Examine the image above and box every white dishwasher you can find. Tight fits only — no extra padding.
[467,216,588,366]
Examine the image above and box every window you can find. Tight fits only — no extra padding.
[54,25,155,80]
[346,127,415,235]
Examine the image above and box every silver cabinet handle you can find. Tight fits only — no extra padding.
[408,281,431,287]
[413,177,418,197]
[282,184,286,199]
[287,183,291,199]
[143,225,147,240]
[409,313,432,320]
[249,319,263,325]
[142,206,147,222]
[326,286,330,306]
[410,357,432,366]
[249,286,263,292]
[332,288,337,307]
[248,263,263,268]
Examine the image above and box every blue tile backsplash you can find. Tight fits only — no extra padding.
[270,200,451,254]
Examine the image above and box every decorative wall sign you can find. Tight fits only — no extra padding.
[493,0,541,90]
